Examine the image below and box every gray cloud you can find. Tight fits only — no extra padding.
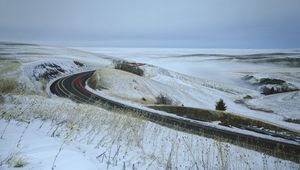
[0,0,299,48]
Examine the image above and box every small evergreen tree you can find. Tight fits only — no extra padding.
[215,99,227,111]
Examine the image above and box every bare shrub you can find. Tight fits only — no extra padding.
[0,79,18,93]
[3,152,28,168]
[155,94,173,105]
[14,159,27,168]
[74,60,84,67]
[114,60,144,76]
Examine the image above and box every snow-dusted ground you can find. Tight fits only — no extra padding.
[1,96,299,170]
[80,47,300,132]
[1,44,300,169]
[77,47,300,86]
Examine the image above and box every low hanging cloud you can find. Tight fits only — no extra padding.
[0,0,299,48]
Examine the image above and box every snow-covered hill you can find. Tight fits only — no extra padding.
[88,58,300,132]
[1,43,299,169]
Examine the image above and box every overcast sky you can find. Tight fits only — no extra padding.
[0,0,300,48]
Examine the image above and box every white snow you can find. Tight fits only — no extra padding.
[87,60,300,132]
[1,44,300,169]
[85,83,300,145]
[1,97,299,169]
[77,47,300,124]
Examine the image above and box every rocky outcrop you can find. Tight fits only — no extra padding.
[259,84,298,95]
[243,75,299,95]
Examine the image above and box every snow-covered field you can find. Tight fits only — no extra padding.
[1,43,300,169]
[80,47,300,131]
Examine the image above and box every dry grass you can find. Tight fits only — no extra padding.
[87,72,107,90]
[0,60,20,75]
[1,94,146,148]
[13,158,28,168]
[1,94,299,169]
[87,73,98,89]
[1,152,28,168]
[0,94,4,103]
[0,79,18,94]
[285,119,300,124]
[149,105,299,137]
[0,60,24,94]
[0,59,47,96]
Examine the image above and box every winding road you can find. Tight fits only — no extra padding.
[50,71,300,163]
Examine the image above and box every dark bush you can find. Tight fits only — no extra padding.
[114,60,144,76]
[215,99,227,111]
[155,94,173,105]
[259,78,285,85]
[74,60,84,67]
[243,95,253,99]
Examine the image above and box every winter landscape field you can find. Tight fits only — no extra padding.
[1,1,300,169]
[0,43,300,169]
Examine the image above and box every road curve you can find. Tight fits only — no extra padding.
[50,70,300,163]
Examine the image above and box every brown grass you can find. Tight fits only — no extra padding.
[0,60,20,75]
[149,105,299,137]
[0,79,18,93]
[87,73,98,89]
[285,119,300,124]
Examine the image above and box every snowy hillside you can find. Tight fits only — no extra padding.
[85,50,300,132]
[1,43,299,169]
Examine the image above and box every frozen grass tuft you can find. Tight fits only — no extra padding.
[1,152,28,168]
[1,94,299,169]
[13,158,27,168]
[87,73,99,89]
[0,79,18,93]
